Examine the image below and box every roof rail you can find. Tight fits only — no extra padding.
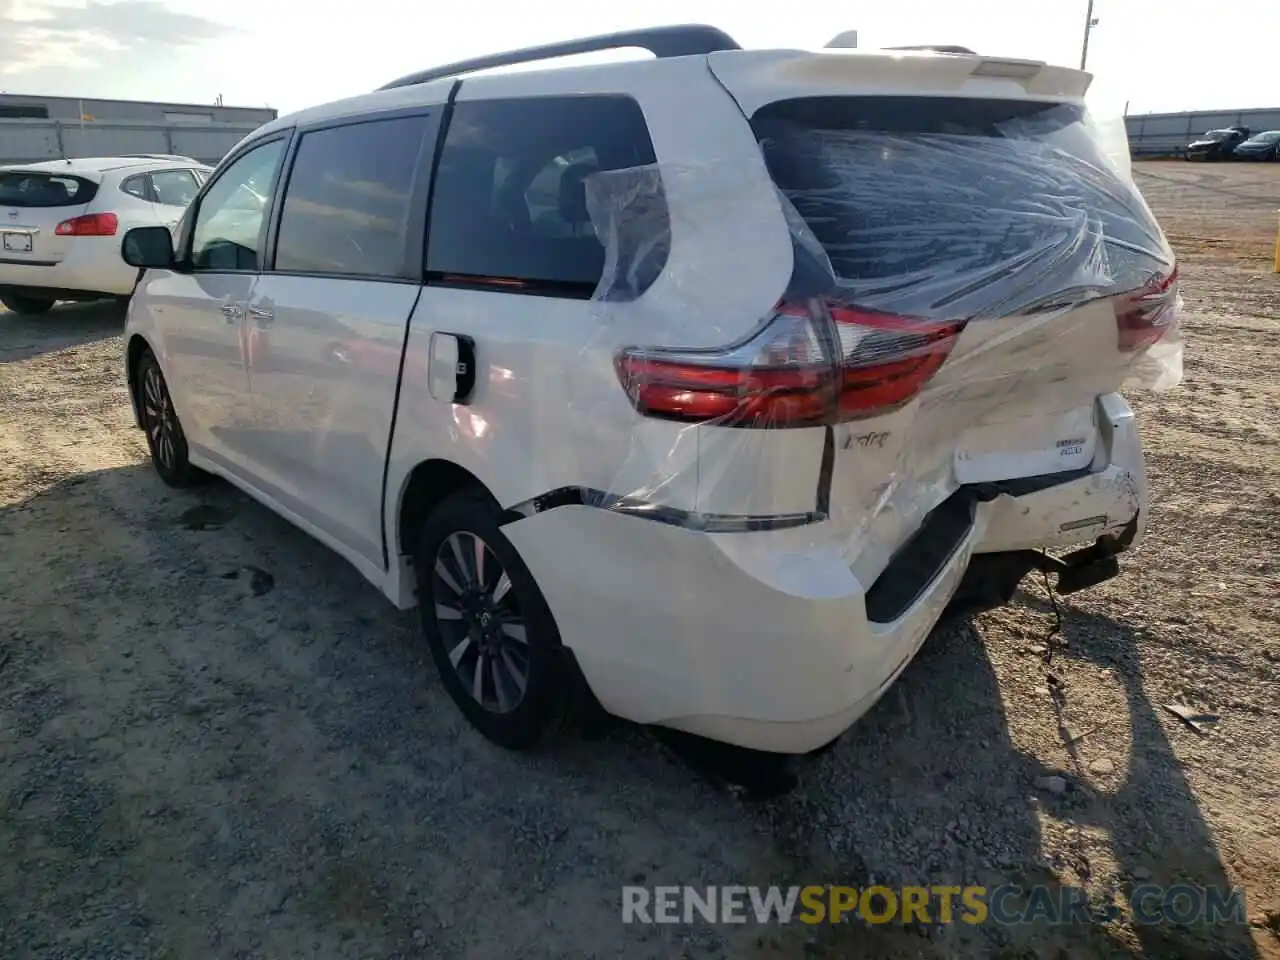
[882,44,977,54]
[377,24,741,90]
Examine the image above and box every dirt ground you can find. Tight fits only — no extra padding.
[1,160,1278,960]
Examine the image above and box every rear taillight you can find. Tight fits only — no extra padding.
[615,305,836,428]
[1115,266,1178,352]
[829,305,964,419]
[614,299,964,428]
[55,212,118,237]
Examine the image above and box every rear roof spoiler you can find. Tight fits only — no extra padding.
[882,44,978,54]
[378,24,741,90]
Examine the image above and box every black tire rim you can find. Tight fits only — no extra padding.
[141,364,177,471]
[432,531,530,714]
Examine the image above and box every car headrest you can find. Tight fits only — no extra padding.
[557,163,597,225]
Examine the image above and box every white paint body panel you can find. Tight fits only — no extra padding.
[123,45,1158,754]
[239,274,421,569]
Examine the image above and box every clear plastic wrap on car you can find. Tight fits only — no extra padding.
[570,103,1181,559]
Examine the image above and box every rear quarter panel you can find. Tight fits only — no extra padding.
[383,56,805,554]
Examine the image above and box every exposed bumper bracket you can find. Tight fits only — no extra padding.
[1039,512,1138,595]
[946,512,1139,615]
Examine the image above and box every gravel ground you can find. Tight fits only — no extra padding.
[1,161,1278,960]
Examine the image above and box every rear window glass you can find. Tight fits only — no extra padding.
[0,172,98,208]
[150,169,201,207]
[751,97,1169,318]
[427,95,667,298]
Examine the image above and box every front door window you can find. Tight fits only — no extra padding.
[190,141,285,272]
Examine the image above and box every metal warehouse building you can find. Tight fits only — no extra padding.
[0,94,277,166]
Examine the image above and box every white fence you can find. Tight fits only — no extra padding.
[1,118,265,166]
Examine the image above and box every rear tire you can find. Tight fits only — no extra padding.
[136,350,201,487]
[1,295,55,315]
[414,488,568,749]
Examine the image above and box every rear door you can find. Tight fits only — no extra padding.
[244,110,438,569]
[0,169,97,267]
[708,51,1177,572]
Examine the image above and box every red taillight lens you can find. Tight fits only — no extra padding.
[615,307,836,428]
[614,357,836,425]
[614,299,964,428]
[55,212,118,237]
[829,305,964,420]
[1115,266,1178,352]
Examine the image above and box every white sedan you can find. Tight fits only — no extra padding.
[0,155,212,315]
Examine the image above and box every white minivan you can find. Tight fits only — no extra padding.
[120,26,1181,755]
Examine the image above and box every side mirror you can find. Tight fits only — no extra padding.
[122,225,175,269]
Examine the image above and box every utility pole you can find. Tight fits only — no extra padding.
[1080,0,1099,70]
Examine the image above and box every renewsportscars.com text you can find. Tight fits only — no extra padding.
[622,884,1247,927]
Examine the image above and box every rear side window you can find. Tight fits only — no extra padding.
[427,96,667,297]
[121,175,150,200]
[273,115,429,279]
[751,97,1169,318]
[0,172,98,208]
[151,169,201,206]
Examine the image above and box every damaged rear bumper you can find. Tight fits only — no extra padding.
[500,393,1147,755]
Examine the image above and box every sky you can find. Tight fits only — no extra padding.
[1,0,1277,118]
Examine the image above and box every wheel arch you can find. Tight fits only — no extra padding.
[392,456,606,730]
[395,458,499,561]
[125,334,153,428]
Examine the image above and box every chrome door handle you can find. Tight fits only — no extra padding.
[248,306,274,324]
[220,302,243,323]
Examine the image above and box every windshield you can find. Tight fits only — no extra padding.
[1244,131,1280,144]
[1201,129,1235,140]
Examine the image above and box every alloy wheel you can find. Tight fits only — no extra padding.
[432,531,530,714]
[142,364,177,471]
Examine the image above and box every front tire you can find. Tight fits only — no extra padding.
[414,488,568,749]
[136,350,201,487]
[1,295,55,315]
